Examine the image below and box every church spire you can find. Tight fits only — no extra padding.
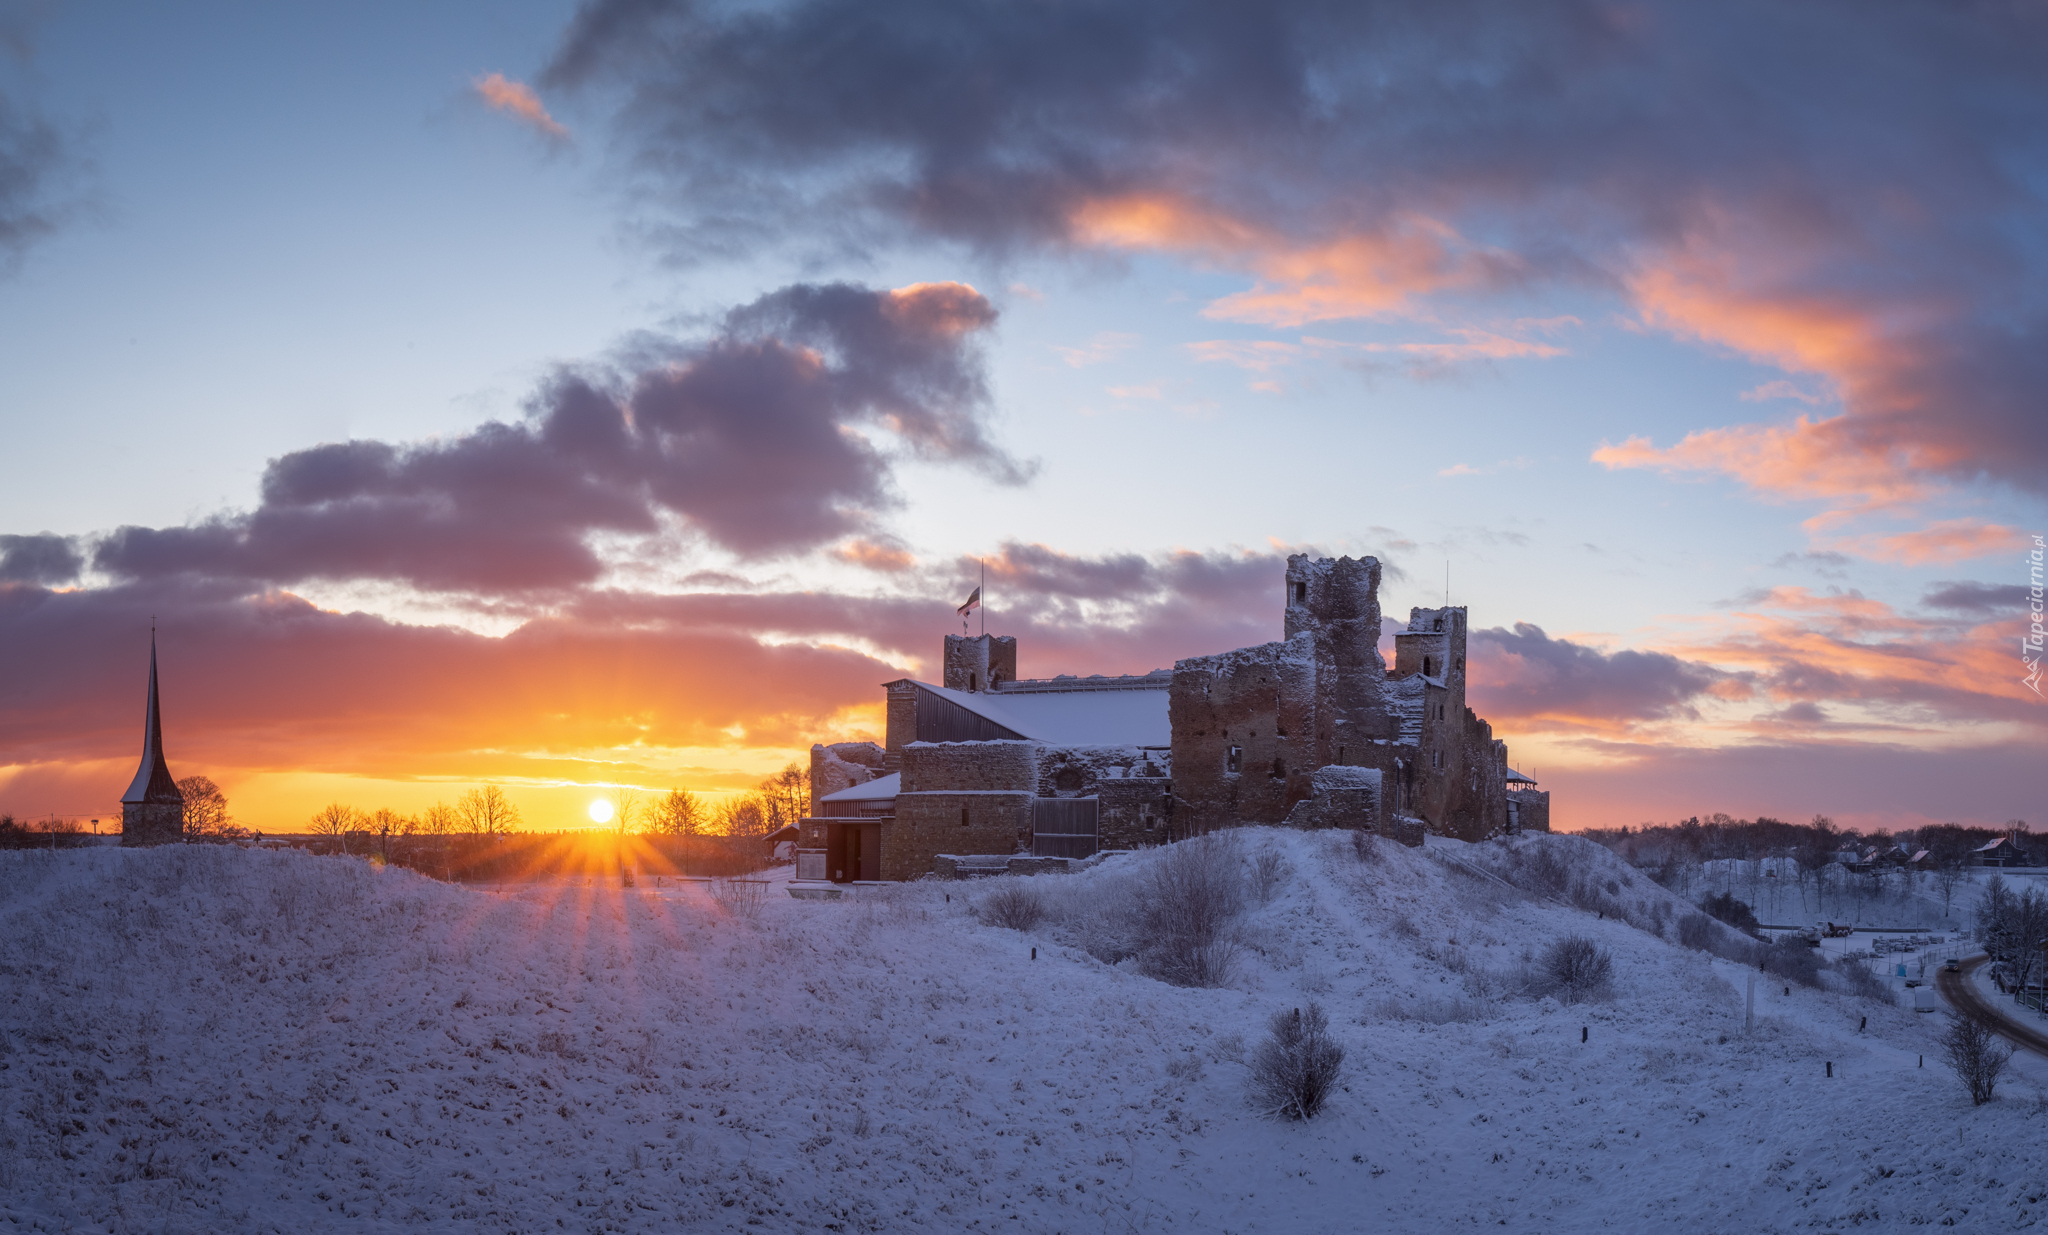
[121,630,183,808]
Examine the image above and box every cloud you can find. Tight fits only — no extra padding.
[0,533,81,584]
[0,18,82,271]
[473,72,570,140]
[1920,581,2031,615]
[1052,332,1137,367]
[546,0,2048,513]
[1467,623,1740,733]
[1188,330,1563,381]
[91,281,1021,592]
[1815,519,2029,566]
[1740,379,1831,405]
[834,537,916,572]
[0,542,1302,815]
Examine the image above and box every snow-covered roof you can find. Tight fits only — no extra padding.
[819,772,900,802]
[919,681,1170,746]
[1504,767,1537,785]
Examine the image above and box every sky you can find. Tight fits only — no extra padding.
[1,0,2043,834]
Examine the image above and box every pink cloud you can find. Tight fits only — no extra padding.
[473,73,569,140]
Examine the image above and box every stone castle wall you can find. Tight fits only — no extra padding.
[901,740,1038,794]
[890,791,1033,879]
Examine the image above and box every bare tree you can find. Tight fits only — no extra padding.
[606,787,644,835]
[177,775,244,842]
[420,802,459,835]
[456,785,521,837]
[1940,1012,2013,1106]
[645,788,709,837]
[308,802,361,853]
[758,763,808,830]
[717,792,770,837]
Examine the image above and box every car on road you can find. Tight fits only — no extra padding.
[1945,958,1960,972]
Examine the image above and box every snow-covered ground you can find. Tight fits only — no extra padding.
[3,832,2045,1233]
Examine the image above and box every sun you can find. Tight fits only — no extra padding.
[588,799,614,824]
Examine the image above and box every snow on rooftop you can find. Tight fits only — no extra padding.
[818,771,900,801]
[920,681,1170,746]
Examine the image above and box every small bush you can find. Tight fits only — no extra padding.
[1247,1003,1345,1120]
[1138,833,1246,988]
[1350,829,1382,865]
[1760,940,1822,989]
[709,877,765,919]
[1541,935,1614,1004]
[979,881,1045,931]
[1251,849,1289,903]
[1828,958,1897,1005]
[1940,1012,2013,1105]
[1699,891,1761,933]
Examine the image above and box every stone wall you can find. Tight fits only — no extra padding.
[1508,788,1551,833]
[1168,631,1320,835]
[890,791,1033,879]
[883,681,919,770]
[942,634,1017,692]
[1281,764,1383,831]
[809,740,887,814]
[900,740,1038,793]
[1094,777,1174,850]
[121,801,183,847]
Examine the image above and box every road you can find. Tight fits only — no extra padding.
[1934,955,2048,1060]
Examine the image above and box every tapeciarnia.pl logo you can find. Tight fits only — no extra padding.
[2027,534,2045,698]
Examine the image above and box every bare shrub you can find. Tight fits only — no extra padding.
[979,881,1045,931]
[1540,935,1614,1004]
[1676,913,1759,964]
[1676,912,1719,950]
[1138,833,1245,988]
[1828,958,1897,1005]
[1350,829,1382,864]
[1940,1012,2013,1105]
[709,877,765,919]
[1760,940,1822,989]
[1247,1003,1345,1120]
[1049,872,1144,963]
[1251,849,1289,903]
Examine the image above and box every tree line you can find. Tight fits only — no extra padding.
[1583,813,2029,918]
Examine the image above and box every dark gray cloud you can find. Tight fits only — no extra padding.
[0,533,81,584]
[92,281,1019,593]
[0,15,79,271]
[547,0,2048,493]
[1470,621,1738,724]
[1920,581,2030,615]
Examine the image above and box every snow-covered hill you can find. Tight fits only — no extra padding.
[2,832,2043,1233]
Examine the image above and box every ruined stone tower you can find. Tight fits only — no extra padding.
[1170,554,1523,842]
[120,634,185,846]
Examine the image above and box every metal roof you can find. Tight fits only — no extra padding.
[819,772,900,802]
[916,681,1171,746]
[122,635,184,806]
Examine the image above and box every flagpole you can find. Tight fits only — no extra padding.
[980,557,985,637]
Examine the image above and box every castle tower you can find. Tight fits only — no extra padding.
[120,634,185,846]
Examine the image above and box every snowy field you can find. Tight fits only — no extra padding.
[3,832,2045,1233]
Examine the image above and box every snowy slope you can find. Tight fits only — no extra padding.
[2,834,2044,1234]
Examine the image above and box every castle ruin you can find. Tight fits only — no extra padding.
[798,554,1547,883]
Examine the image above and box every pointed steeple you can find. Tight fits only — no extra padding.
[122,631,184,807]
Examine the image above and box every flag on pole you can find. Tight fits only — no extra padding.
[957,586,981,632]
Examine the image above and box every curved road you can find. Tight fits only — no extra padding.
[1935,955,2048,1060]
